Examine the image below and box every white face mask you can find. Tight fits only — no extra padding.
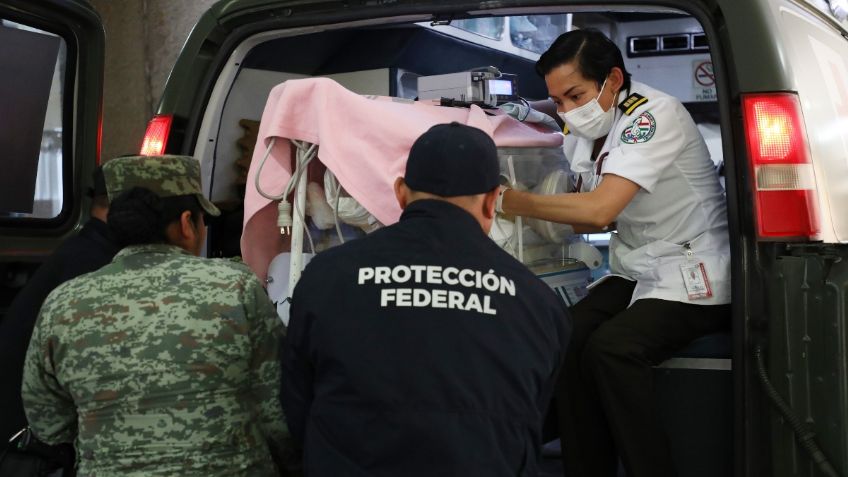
[557,77,616,140]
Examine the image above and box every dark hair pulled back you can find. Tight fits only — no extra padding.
[535,28,632,91]
[108,187,204,247]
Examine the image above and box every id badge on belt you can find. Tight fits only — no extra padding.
[680,245,713,300]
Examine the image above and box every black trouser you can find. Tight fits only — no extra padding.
[557,277,730,477]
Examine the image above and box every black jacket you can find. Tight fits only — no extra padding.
[281,199,571,477]
[0,218,119,441]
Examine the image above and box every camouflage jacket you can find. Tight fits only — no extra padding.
[22,244,289,477]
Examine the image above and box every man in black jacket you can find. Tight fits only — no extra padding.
[0,166,119,442]
[280,122,571,477]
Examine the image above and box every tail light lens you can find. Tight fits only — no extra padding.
[742,93,820,240]
[139,114,173,156]
[96,117,103,165]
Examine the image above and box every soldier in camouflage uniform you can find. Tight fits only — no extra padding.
[22,155,290,476]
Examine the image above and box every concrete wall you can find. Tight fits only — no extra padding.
[89,0,217,162]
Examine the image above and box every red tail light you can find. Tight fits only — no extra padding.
[742,93,820,240]
[96,117,103,165]
[139,114,173,156]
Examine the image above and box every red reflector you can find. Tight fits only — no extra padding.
[742,93,820,240]
[139,114,173,156]
[755,190,820,238]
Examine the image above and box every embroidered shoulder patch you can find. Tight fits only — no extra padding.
[620,112,656,144]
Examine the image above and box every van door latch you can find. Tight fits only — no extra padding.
[430,14,454,26]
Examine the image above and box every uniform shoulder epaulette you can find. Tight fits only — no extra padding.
[618,92,648,115]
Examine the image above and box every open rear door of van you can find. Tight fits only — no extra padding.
[0,0,104,441]
[0,0,104,261]
[0,0,104,322]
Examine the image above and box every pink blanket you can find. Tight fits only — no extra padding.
[242,77,562,280]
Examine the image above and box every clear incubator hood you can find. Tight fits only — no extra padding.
[491,145,591,306]
[492,146,575,265]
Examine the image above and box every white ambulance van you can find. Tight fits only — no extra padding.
[1,1,847,476]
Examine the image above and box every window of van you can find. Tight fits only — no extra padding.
[0,19,68,221]
[444,15,573,55]
[452,18,505,41]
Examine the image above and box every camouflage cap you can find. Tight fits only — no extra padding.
[102,155,221,216]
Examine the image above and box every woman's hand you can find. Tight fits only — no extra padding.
[502,174,639,229]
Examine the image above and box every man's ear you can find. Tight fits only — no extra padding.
[165,210,199,251]
[394,177,409,210]
[482,187,499,220]
[179,210,197,240]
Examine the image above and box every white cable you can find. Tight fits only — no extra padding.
[287,142,318,296]
[333,180,344,244]
[292,141,317,252]
[255,138,283,201]
[255,137,317,203]
[324,170,345,243]
[289,141,318,198]
[293,182,316,254]
[254,138,293,235]
[253,137,321,237]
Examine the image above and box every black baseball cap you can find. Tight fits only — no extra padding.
[404,122,500,197]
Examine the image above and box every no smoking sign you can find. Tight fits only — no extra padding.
[692,60,717,101]
[693,60,715,87]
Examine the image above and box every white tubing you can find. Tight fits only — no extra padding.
[288,143,311,298]
[254,138,281,200]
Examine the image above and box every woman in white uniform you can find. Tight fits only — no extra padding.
[499,29,731,477]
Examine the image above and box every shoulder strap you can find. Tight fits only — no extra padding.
[618,92,648,116]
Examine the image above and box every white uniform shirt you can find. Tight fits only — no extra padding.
[563,81,730,306]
